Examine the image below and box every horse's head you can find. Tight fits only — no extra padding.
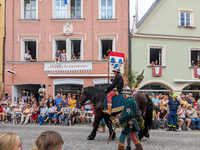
[78,88,88,106]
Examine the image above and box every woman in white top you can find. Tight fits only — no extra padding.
[13,103,22,125]
[61,50,66,61]
[72,103,79,125]
[177,104,191,131]
[18,98,24,109]
[159,95,169,110]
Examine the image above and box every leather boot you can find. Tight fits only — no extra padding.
[118,144,124,150]
[135,143,143,150]
[103,104,112,115]
[99,125,106,132]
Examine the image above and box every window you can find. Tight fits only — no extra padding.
[190,50,200,66]
[24,0,36,19]
[55,84,83,96]
[55,0,66,18]
[71,40,81,59]
[56,40,66,52]
[178,9,194,27]
[71,0,81,18]
[99,0,115,19]
[101,40,113,59]
[95,84,110,90]
[21,40,37,61]
[148,45,166,66]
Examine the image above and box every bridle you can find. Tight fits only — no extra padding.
[78,91,91,106]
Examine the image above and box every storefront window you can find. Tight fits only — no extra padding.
[55,84,83,96]
[95,84,110,90]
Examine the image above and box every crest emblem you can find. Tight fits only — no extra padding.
[197,68,200,75]
[126,108,131,114]
[155,67,160,75]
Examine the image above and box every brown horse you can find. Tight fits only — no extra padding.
[78,86,153,141]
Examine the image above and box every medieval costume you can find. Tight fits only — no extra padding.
[104,67,124,115]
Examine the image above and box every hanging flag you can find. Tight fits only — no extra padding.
[64,0,68,4]
[153,67,162,77]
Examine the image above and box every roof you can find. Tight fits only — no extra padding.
[136,0,163,29]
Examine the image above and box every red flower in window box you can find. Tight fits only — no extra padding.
[186,26,194,28]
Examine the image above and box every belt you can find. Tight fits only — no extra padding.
[129,118,136,121]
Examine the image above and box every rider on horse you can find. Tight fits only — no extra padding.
[103,67,124,115]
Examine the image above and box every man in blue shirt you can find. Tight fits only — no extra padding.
[55,93,62,107]
[54,50,61,63]
[37,103,49,125]
[167,94,180,131]
[185,95,191,104]
[151,94,160,112]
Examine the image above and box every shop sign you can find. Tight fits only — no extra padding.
[44,61,92,73]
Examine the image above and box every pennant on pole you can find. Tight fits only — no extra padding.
[64,0,68,4]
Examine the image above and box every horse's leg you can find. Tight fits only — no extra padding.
[87,115,102,140]
[104,115,116,140]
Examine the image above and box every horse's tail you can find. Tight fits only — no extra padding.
[144,94,153,127]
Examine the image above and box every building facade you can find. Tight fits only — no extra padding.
[132,0,200,96]
[4,0,129,102]
[0,0,4,82]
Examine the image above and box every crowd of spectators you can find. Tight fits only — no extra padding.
[151,92,200,131]
[191,60,200,67]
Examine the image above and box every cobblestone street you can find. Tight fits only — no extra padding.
[0,124,199,150]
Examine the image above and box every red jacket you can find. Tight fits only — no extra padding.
[0,107,3,113]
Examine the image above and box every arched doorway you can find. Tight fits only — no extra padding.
[182,84,200,97]
[139,83,172,95]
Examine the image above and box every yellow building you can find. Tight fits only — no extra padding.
[0,0,4,82]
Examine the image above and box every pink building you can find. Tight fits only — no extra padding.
[4,0,129,101]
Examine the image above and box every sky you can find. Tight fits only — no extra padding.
[130,0,155,27]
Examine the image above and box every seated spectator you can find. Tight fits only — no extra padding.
[1,96,7,105]
[70,94,76,109]
[178,93,183,101]
[72,54,76,59]
[189,93,195,104]
[45,103,56,125]
[53,103,63,125]
[197,60,200,67]
[191,60,196,67]
[31,95,36,103]
[79,106,85,124]
[177,104,191,131]
[0,132,23,150]
[55,50,61,63]
[61,95,68,108]
[55,93,62,107]
[186,104,200,130]
[197,96,200,108]
[6,97,15,111]
[76,52,81,59]
[185,95,191,104]
[155,59,158,66]
[67,93,72,104]
[37,103,48,125]
[25,50,37,62]
[150,61,155,66]
[0,104,11,123]
[47,96,55,108]
[72,103,80,125]
[13,103,22,125]
[27,96,32,105]
[103,55,108,59]
[61,50,66,61]
[40,98,47,106]
[31,102,40,124]
[180,95,188,106]
[20,104,32,125]
[85,100,92,120]
[0,104,3,113]
[157,106,167,129]
[31,131,63,150]
[61,103,72,126]
[18,96,25,109]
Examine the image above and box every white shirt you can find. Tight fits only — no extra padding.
[85,100,91,110]
[14,108,22,114]
[38,88,46,96]
[25,53,32,59]
[3,107,11,113]
[72,107,79,113]
[178,108,186,118]
[48,107,56,113]
[19,101,24,109]
[197,99,200,107]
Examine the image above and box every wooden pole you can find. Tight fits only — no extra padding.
[108,55,110,87]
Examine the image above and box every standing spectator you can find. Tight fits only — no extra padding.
[157,106,167,129]
[38,84,46,101]
[0,104,11,123]
[178,93,183,101]
[20,104,32,125]
[55,93,62,107]
[180,95,188,106]
[71,103,79,125]
[22,92,27,102]
[151,94,160,112]
[1,96,7,105]
[5,92,11,100]
[40,98,47,106]
[13,103,22,125]
[0,132,23,150]
[159,95,169,110]
[70,94,76,109]
[18,97,25,109]
[55,49,61,63]
[61,95,68,108]
[37,103,48,125]
[197,96,200,108]
[78,106,85,124]
[189,93,195,104]
[27,96,32,105]
[187,104,200,130]
[185,95,191,104]
[177,104,191,131]
[53,103,63,125]
[150,61,155,66]
[31,102,40,124]
[31,131,63,150]
[169,92,174,101]
[67,93,72,104]
[155,59,158,66]
[45,103,56,125]
[166,94,180,131]
[61,103,72,126]
[31,95,36,103]
[47,96,55,108]
[61,50,66,61]
[25,49,37,61]
[197,60,200,67]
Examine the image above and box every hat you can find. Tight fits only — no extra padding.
[154,93,157,96]
[112,67,120,73]
[172,94,178,98]
[187,104,193,107]
[181,95,186,98]
[10,103,16,107]
[122,86,132,95]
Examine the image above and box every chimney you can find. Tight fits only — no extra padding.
[132,15,137,34]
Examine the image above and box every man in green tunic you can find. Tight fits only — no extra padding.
[115,86,143,150]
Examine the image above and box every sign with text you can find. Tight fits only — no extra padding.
[153,67,162,77]
[109,52,125,74]
[44,61,92,73]
[194,68,200,78]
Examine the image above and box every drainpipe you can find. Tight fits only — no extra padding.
[2,0,6,82]
[128,0,131,64]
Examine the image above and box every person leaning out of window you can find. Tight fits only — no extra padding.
[25,50,37,62]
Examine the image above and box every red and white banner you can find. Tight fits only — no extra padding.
[194,68,200,78]
[109,52,125,74]
[153,67,162,77]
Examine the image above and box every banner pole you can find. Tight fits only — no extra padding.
[108,55,110,87]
